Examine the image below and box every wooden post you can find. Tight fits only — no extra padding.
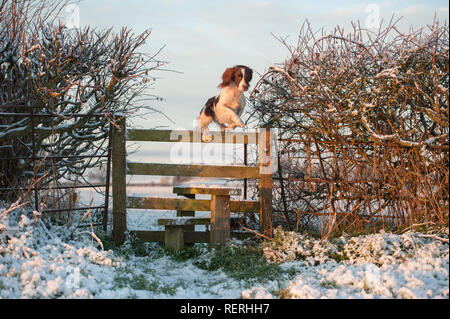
[177,194,195,232]
[112,117,127,246]
[165,225,184,251]
[210,194,231,246]
[103,122,113,232]
[258,126,273,238]
[243,143,248,200]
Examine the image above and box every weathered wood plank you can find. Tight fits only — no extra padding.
[126,196,259,213]
[127,196,210,211]
[127,162,260,179]
[164,225,184,251]
[112,117,127,246]
[232,201,262,214]
[127,129,259,144]
[258,127,273,238]
[210,194,230,246]
[158,217,211,226]
[178,193,195,232]
[157,214,243,226]
[173,186,241,196]
[173,179,242,196]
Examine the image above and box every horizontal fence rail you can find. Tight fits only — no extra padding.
[126,196,259,213]
[126,162,260,179]
[127,129,259,144]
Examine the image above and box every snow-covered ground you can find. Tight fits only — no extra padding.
[0,200,448,299]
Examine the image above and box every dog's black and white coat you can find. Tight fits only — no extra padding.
[197,65,253,141]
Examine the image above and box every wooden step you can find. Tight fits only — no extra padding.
[158,214,243,226]
[158,216,211,226]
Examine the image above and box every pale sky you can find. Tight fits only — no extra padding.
[77,0,449,131]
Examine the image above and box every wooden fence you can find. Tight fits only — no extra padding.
[111,117,274,246]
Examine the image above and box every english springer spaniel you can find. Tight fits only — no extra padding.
[197,65,253,142]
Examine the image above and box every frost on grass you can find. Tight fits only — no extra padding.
[1,203,448,299]
[0,204,255,299]
[256,226,449,299]
[0,206,120,298]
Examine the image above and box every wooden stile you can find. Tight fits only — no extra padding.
[111,123,274,247]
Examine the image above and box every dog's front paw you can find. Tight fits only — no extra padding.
[202,134,213,142]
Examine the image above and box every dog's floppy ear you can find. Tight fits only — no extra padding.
[218,67,236,88]
[245,67,253,83]
[236,65,253,83]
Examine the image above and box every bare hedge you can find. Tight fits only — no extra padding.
[249,19,449,236]
[0,0,166,201]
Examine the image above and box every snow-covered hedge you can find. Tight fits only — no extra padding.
[0,0,165,199]
[257,226,449,298]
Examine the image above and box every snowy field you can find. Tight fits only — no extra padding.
[0,196,448,299]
